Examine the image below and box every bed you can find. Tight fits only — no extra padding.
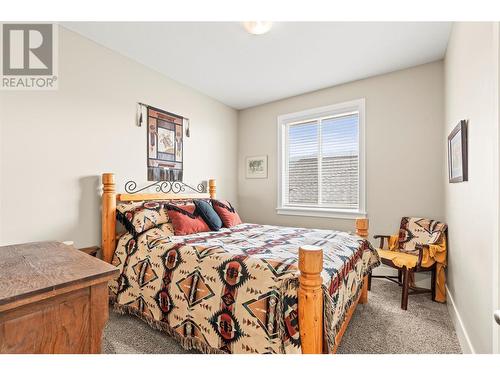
[101,173,380,354]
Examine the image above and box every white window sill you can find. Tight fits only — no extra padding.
[276,206,367,220]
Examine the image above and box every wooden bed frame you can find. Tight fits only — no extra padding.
[100,172,370,354]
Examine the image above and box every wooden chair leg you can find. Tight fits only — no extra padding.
[368,271,372,291]
[401,267,409,310]
[398,269,402,284]
[431,266,436,302]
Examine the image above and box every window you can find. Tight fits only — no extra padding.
[277,99,365,219]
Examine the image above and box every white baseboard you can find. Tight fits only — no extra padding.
[446,285,475,354]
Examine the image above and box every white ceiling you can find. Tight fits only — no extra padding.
[63,22,452,109]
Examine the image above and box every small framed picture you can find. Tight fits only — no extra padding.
[246,155,268,179]
[448,120,468,183]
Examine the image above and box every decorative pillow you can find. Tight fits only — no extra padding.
[116,201,169,237]
[139,223,175,249]
[194,200,223,231]
[166,204,211,236]
[211,199,242,228]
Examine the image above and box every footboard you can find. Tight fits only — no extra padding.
[298,218,369,354]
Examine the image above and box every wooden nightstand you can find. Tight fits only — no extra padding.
[79,246,100,257]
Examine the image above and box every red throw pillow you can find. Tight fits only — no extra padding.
[166,204,210,236]
[211,200,242,228]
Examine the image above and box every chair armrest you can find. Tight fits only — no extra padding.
[374,235,392,249]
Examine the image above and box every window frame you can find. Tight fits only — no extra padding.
[276,98,366,219]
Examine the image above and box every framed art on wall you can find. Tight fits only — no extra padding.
[246,155,268,179]
[448,120,468,183]
[146,105,184,181]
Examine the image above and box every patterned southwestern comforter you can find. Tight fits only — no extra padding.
[109,223,380,354]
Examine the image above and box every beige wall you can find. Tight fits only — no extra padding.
[238,62,445,252]
[444,22,499,354]
[0,27,238,247]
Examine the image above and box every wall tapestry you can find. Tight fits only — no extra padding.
[146,105,184,181]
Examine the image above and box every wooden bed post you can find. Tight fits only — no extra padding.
[101,173,116,263]
[209,179,216,199]
[356,218,369,304]
[298,245,323,354]
[355,218,369,238]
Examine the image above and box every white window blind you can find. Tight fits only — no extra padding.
[278,99,365,218]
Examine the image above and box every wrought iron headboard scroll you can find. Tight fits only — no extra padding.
[124,180,207,195]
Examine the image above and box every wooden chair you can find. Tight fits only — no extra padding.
[368,217,447,310]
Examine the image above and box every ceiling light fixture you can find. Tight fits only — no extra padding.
[243,22,273,35]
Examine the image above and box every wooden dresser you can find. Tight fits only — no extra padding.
[0,241,118,354]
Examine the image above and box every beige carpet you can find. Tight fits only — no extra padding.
[103,278,461,354]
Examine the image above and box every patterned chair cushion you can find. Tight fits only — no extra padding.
[117,201,170,237]
[166,204,211,236]
[398,217,447,255]
[211,199,242,228]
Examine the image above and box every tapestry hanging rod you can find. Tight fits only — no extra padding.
[136,102,190,137]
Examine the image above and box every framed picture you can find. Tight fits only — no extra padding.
[146,105,184,181]
[448,120,468,183]
[246,155,268,179]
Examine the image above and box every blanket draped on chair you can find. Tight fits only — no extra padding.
[377,217,447,302]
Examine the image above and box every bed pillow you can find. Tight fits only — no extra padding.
[211,199,242,228]
[166,204,211,236]
[194,200,223,231]
[117,201,169,236]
